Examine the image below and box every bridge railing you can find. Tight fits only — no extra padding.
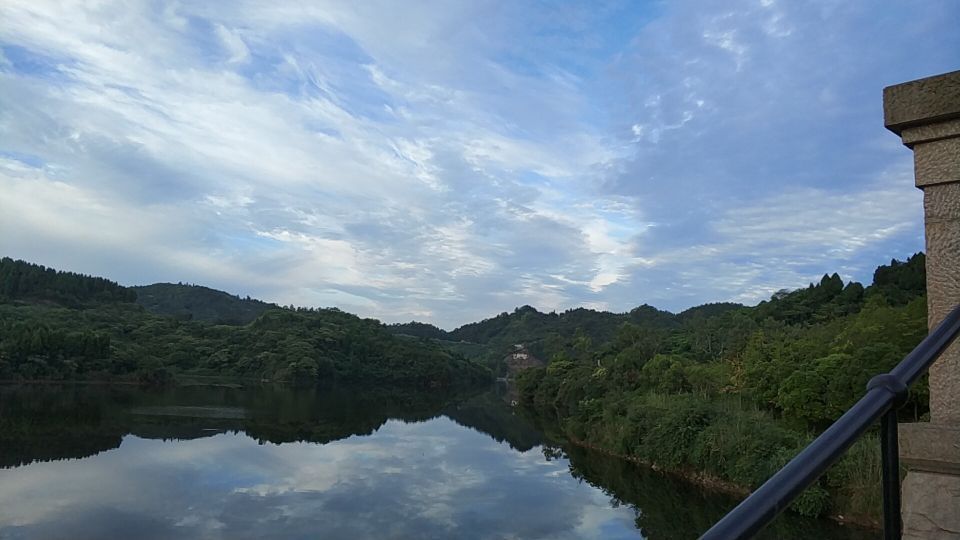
[699,304,960,540]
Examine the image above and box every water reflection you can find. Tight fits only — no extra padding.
[0,385,871,539]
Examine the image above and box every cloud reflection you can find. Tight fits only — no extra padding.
[0,418,640,539]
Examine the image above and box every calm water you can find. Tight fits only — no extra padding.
[0,384,871,539]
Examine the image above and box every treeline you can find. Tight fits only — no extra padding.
[515,253,927,522]
[131,282,277,325]
[0,258,490,389]
[387,320,452,340]
[389,304,682,372]
[0,257,136,306]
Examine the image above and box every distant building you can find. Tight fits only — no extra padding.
[501,344,544,378]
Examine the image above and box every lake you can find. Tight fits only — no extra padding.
[0,384,872,539]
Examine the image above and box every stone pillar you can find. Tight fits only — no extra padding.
[884,70,960,540]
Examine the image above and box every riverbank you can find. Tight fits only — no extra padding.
[513,369,885,529]
[518,396,883,532]
[0,374,255,388]
[564,429,880,531]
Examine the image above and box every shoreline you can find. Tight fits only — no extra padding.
[0,378,142,386]
[0,376,253,388]
[561,431,881,532]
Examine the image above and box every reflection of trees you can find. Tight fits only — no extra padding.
[562,444,872,540]
[0,385,130,467]
[0,431,124,469]
[1,384,556,468]
[1,384,874,540]
[0,384,463,467]
[240,386,452,445]
[514,403,871,539]
[442,391,544,452]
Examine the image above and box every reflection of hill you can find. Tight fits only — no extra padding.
[240,387,449,445]
[0,385,130,468]
[2,383,561,469]
[0,432,124,469]
[0,384,466,467]
[128,425,235,441]
[442,391,543,452]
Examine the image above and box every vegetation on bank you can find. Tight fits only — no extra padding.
[514,254,926,521]
[0,258,490,388]
[0,252,930,523]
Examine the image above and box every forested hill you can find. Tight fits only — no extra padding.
[0,253,926,394]
[0,257,136,306]
[515,252,928,522]
[387,321,452,340]
[450,304,676,347]
[0,258,490,388]
[132,283,276,325]
[388,254,927,374]
[387,304,680,368]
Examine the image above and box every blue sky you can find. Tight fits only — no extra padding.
[1,1,957,328]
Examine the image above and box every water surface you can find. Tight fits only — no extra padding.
[0,384,871,539]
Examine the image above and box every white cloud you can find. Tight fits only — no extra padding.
[612,174,923,310]
[215,24,250,64]
[1,0,956,326]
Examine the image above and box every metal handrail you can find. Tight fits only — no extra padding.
[699,304,960,540]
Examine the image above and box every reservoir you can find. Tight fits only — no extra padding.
[0,384,871,539]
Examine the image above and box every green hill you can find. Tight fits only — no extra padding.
[515,253,928,522]
[132,282,276,325]
[0,257,135,307]
[0,258,490,388]
[420,304,677,368]
[386,321,451,340]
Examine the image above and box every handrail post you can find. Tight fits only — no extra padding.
[867,374,907,540]
[880,409,901,540]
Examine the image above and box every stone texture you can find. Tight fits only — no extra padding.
[903,118,960,147]
[916,137,960,187]
[929,339,960,425]
[925,183,960,220]
[900,423,960,475]
[924,185,960,424]
[888,71,960,539]
[903,471,960,540]
[885,70,960,135]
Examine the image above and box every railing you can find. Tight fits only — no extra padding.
[700,304,960,540]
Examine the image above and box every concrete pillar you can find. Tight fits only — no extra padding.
[884,70,960,540]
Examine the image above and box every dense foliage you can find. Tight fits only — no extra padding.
[0,257,136,306]
[0,258,489,388]
[387,304,679,372]
[386,321,452,340]
[132,282,277,325]
[512,254,927,521]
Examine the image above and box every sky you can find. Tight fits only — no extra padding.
[1,1,958,328]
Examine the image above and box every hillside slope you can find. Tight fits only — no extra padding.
[132,283,276,325]
[0,258,490,388]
